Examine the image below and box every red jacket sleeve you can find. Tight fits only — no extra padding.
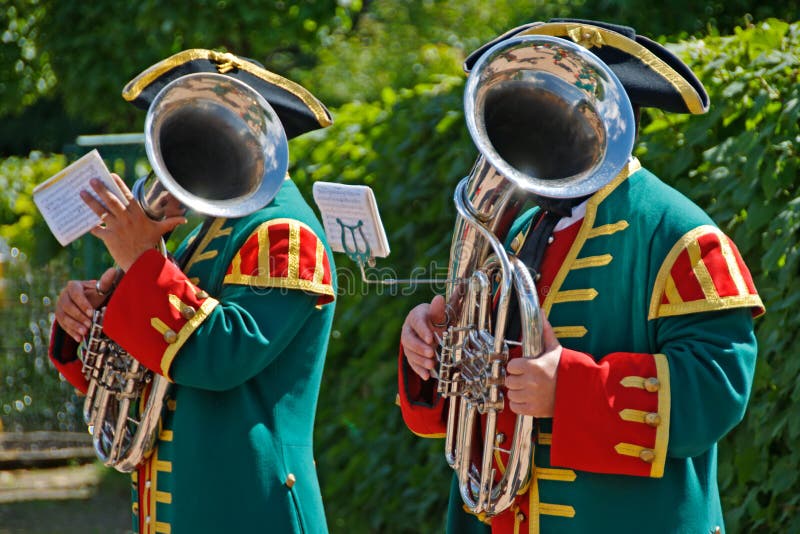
[397,344,448,438]
[47,322,90,394]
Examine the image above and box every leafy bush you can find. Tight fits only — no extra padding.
[0,152,64,265]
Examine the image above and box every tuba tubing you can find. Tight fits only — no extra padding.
[437,34,635,515]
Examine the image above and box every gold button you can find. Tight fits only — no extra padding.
[511,236,522,251]
[181,306,196,320]
[495,433,506,445]
[163,329,178,344]
[644,377,660,392]
[639,449,655,463]
[285,473,296,488]
[516,512,525,523]
[196,289,209,299]
[645,412,661,427]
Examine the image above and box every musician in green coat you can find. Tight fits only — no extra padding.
[398,20,763,534]
[49,50,336,534]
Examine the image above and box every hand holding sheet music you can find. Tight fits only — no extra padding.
[33,149,128,246]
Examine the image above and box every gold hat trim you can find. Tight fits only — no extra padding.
[519,22,707,114]
[122,48,332,127]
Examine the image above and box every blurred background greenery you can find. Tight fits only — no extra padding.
[1,0,798,532]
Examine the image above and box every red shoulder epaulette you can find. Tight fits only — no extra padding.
[223,218,335,305]
[649,225,764,319]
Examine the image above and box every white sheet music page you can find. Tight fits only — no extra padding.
[312,182,391,258]
[33,149,127,246]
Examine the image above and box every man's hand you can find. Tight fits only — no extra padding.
[81,173,186,271]
[504,316,563,418]
[400,295,447,380]
[54,267,120,342]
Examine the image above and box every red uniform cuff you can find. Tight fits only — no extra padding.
[103,249,219,379]
[551,348,670,478]
[397,344,447,437]
[48,323,89,394]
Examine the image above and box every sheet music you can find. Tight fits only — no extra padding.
[33,149,127,246]
[312,182,391,258]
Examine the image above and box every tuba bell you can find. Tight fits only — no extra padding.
[436,35,635,515]
[80,72,289,472]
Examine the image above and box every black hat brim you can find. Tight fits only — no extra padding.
[464,20,709,115]
[122,49,332,140]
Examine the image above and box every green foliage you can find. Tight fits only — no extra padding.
[3,0,798,152]
[637,19,800,533]
[568,0,799,38]
[28,0,349,131]
[0,152,64,264]
[301,0,577,106]
[0,0,55,115]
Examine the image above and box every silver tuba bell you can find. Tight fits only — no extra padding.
[80,72,289,472]
[436,35,635,515]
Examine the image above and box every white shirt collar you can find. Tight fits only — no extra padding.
[553,200,588,232]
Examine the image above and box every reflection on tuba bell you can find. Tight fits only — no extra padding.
[80,72,289,472]
[436,35,635,515]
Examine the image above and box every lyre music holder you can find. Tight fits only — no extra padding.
[313,181,453,287]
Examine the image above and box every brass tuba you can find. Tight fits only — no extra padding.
[80,72,289,472]
[436,35,635,515]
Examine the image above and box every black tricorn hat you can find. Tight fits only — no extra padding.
[122,49,333,139]
[464,19,709,115]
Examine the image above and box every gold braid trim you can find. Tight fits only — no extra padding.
[122,48,332,127]
[552,326,587,339]
[519,23,707,114]
[650,353,671,478]
[182,218,230,275]
[543,158,640,315]
[158,296,220,379]
[223,218,335,299]
[648,225,764,319]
